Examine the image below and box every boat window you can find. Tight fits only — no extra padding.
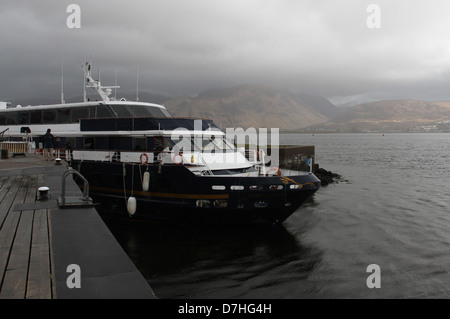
[163,137,176,151]
[171,134,196,152]
[193,136,234,151]
[152,136,175,152]
[108,136,120,150]
[211,136,233,150]
[96,105,115,118]
[57,108,71,123]
[88,106,96,118]
[107,136,132,151]
[132,137,147,151]
[146,106,170,118]
[0,113,5,125]
[110,105,132,118]
[71,107,89,123]
[43,109,56,124]
[6,112,17,125]
[84,137,95,149]
[65,137,76,149]
[121,137,132,151]
[127,105,151,117]
[18,111,30,125]
[95,137,109,150]
[202,138,215,151]
[152,136,164,152]
[76,137,84,148]
[161,108,172,118]
[30,110,42,124]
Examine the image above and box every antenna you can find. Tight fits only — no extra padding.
[136,67,139,102]
[114,68,118,100]
[61,57,65,104]
[82,60,88,102]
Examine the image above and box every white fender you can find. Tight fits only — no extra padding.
[127,196,137,216]
[142,171,150,192]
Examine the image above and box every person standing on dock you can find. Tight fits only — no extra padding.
[43,128,55,160]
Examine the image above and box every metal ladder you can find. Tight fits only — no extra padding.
[57,167,94,208]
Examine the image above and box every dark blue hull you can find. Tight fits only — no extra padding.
[72,161,321,225]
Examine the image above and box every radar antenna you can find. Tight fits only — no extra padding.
[82,61,120,102]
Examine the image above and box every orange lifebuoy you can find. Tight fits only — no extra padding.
[140,153,149,165]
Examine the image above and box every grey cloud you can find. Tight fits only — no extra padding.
[1,0,450,103]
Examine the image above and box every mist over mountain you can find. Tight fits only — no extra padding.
[305,99,450,132]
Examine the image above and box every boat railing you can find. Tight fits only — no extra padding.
[67,149,213,173]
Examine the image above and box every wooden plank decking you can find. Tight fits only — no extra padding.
[0,155,155,299]
[0,173,52,299]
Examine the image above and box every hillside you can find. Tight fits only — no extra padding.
[304,99,450,132]
[164,85,338,129]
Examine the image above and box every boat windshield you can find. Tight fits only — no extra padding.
[128,104,172,118]
[194,136,235,152]
[110,104,172,118]
[169,135,236,153]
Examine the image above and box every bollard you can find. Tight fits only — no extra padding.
[38,186,50,201]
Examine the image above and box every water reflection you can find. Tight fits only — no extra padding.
[102,215,323,298]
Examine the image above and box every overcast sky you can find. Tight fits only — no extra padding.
[2,0,450,105]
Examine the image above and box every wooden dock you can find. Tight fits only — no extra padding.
[0,155,156,299]
[0,173,49,298]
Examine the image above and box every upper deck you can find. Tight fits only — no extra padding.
[0,101,172,126]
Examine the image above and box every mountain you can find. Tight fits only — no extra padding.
[305,99,450,132]
[163,84,339,129]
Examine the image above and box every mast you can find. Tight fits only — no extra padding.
[82,61,120,102]
[83,67,86,102]
[136,67,139,102]
[61,57,65,104]
[114,68,118,100]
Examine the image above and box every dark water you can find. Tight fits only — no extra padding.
[103,133,450,298]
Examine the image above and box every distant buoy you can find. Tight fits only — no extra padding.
[127,197,137,216]
[142,171,150,192]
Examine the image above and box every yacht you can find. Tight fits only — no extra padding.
[0,62,320,224]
